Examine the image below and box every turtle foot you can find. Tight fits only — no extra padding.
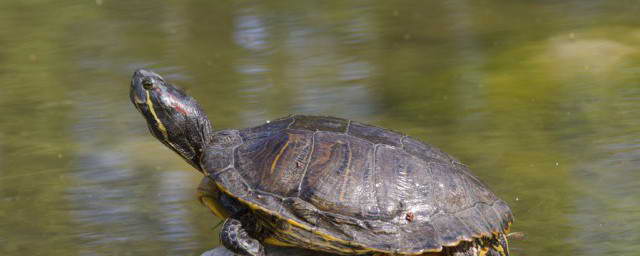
[220,218,265,256]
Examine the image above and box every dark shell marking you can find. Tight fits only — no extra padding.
[205,115,512,254]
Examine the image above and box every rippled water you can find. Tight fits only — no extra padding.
[1,1,639,255]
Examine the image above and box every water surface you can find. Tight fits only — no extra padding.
[1,1,639,255]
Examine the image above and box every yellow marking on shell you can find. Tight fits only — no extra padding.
[197,181,230,219]
[201,197,230,219]
[145,90,168,139]
[200,196,230,219]
[270,140,290,175]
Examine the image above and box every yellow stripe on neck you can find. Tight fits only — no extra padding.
[145,90,168,139]
[263,237,294,247]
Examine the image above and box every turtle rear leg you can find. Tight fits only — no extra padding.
[437,234,509,256]
[220,217,265,256]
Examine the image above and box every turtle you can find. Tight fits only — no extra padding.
[130,69,514,256]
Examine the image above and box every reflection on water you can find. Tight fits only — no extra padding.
[1,1,640,255]
[571,84,640,255]
[233,4,377,124]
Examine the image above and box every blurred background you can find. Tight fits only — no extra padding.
[1,0,639,255]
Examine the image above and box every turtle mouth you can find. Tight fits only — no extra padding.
[130,83,147,109]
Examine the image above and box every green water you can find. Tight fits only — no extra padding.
[1,1,639,255]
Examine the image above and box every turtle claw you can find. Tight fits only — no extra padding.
[220,218,265,256]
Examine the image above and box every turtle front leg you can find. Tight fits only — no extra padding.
[220,217,265,256]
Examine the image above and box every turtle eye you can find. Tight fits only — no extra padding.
[142,79,154,90]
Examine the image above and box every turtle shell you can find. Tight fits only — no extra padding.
[203,115,513,255]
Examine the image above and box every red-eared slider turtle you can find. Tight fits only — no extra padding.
[130,69,513,256]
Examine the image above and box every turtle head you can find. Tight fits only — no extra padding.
[130,69,212,171]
